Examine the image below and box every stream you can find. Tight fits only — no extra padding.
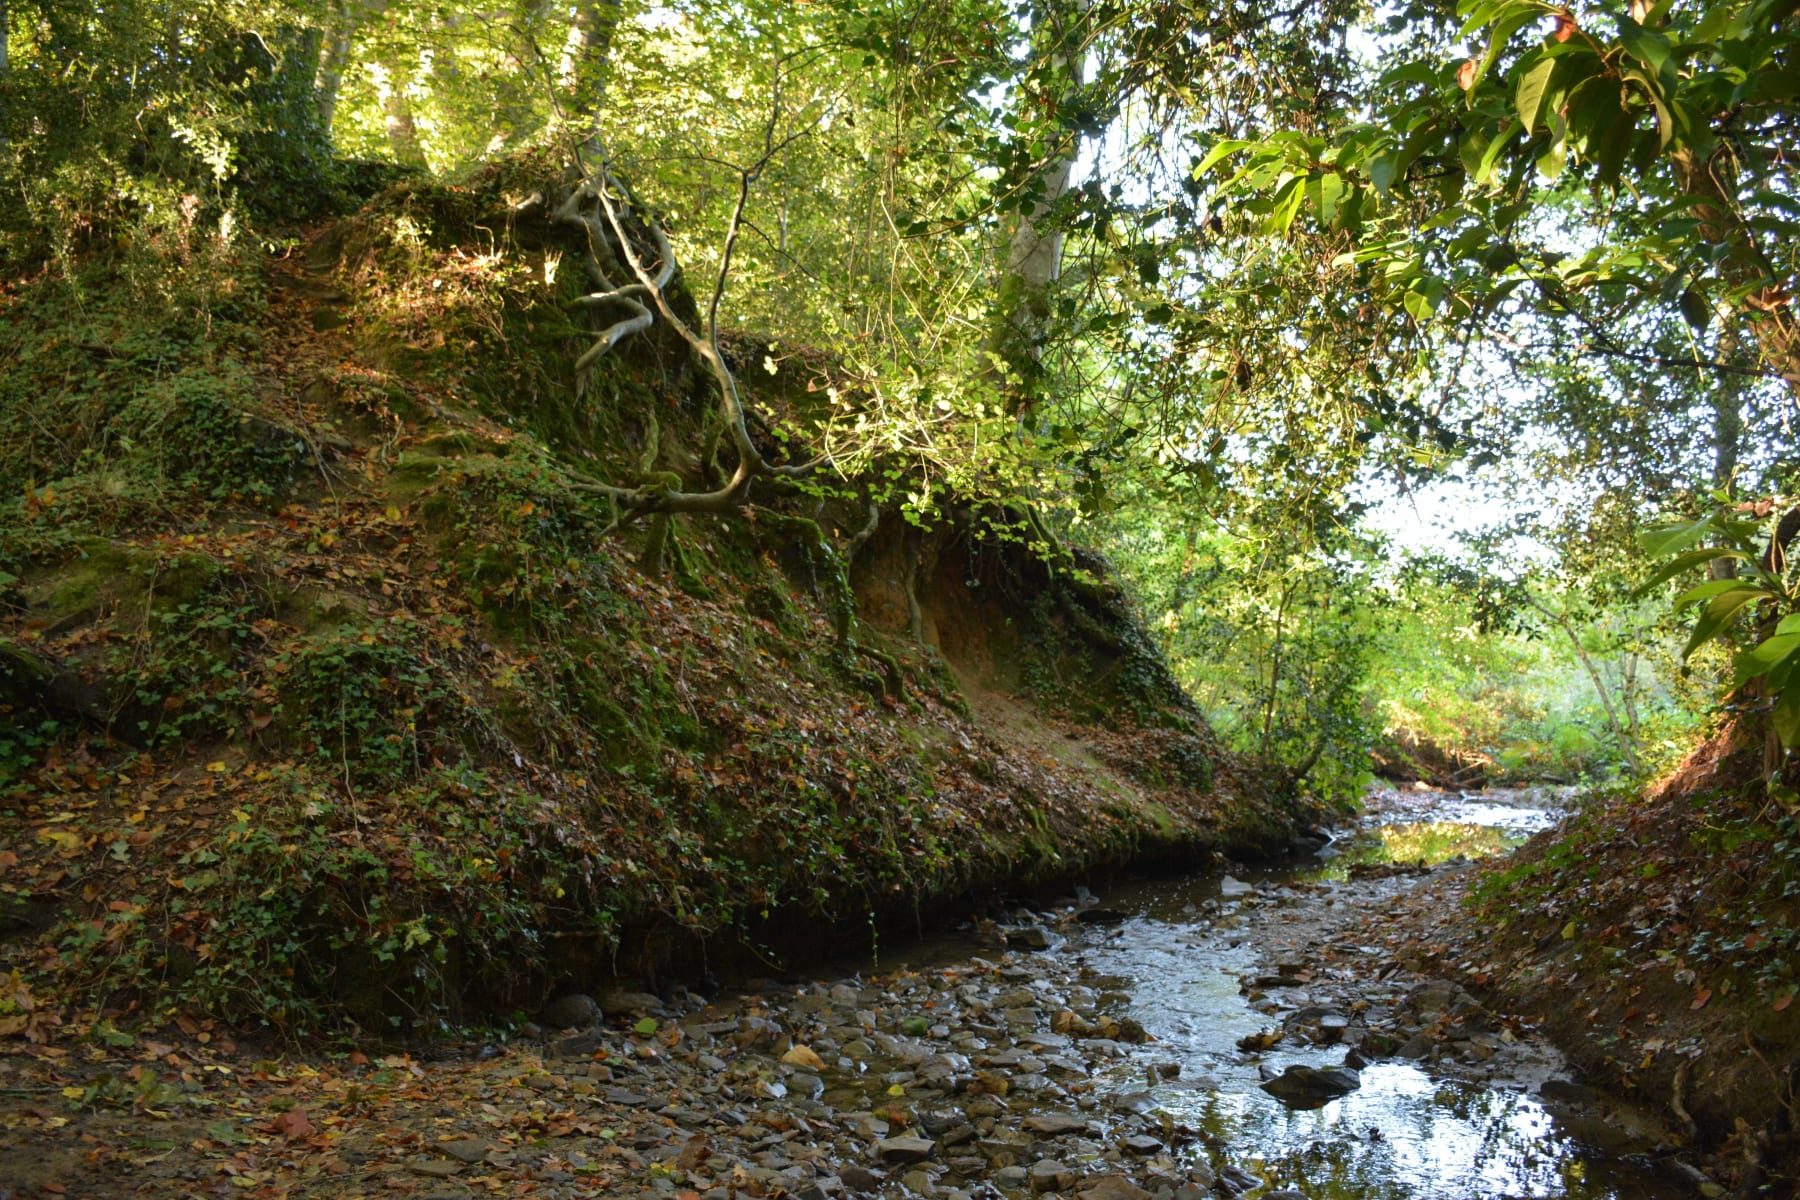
[1045,786,1681,1199]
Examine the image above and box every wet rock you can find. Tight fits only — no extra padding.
[1075,908,1128,925]
[1396,1035,1434,1060]
[1108,1092,1156,1116]
[1258,1065,1360,1109]
[840,1166,882,1193]
[1263,1192,1310,1200]
[876,1137,936,1165]
[541,993,603,1029]
[1219,876,1255,899]
[1538,1079,1600,1105]
[1120,1135,1162,1156]
[1007,927,1053,951]
[1215,1165,1261,1194]
[1029,1160,1077,1192]
[996,1166,1030,1188]
[1022,1113,1090,1136]
[1078,1176,1151,1200]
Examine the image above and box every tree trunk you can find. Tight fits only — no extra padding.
[1527,595,1642,776]
[991,0,1088,412]
[316,0,357,133]
[373,54,427,168]
[557,0,623,141]
[1,0,10,150]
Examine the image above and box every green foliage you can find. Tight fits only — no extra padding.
[281,619,467,785]
[56,765,617,1032]
[1640,499,1800,750]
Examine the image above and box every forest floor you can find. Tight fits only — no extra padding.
[5,782,1773,1200]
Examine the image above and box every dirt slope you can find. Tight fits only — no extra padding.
[0,157,1311,1039]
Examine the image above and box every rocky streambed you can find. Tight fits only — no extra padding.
[0,788,1702,1199]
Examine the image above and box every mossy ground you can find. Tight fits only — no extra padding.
[0,161,1306,1042]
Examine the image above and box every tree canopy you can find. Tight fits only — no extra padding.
[5,0,1798,790]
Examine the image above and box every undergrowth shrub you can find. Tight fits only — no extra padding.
[281,619,468,785]
[55,765,620,1034]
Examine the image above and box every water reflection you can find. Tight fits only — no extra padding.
[1070,790,1678,1200]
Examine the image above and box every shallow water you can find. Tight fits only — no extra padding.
[1058,787,1682,1200]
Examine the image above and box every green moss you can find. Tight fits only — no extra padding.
[23,540,137,619]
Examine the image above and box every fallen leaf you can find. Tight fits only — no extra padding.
[276,1108,317,1139]
[1774,991,1794,1013]
[780,1045,825,1070]
[1690,988,1712,1011]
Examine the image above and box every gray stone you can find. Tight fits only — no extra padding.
[1078,1178,1151,1200]
[1218,876,1255,899]
[876,1137,936,1165]
[409,1159,464,1179]
[605,1088,652,1106]
[1397,1035,1434,1060]
[1029,1160,1076,1193]
[438,1138,492,1165]
[1022,1113,1090,1136]
[1006,927,1053,951]
[1258,1066,1360,1110]
[996,1166,1030,1188]
[541,993,603,1029]
[1121,1135,1162,1156]
[603,989,667,1014]
[840,1165,883,1192]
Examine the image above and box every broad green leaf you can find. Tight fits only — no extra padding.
[1639,514,1718,558]
[1672,579,1759,613]
[1678,286,1711,331]
[1193,140,1253,177]
[1629,547,1745,597]
[1475,123,1522,184]
[1735,632,1800,684]
[1681,589,1766,660]
[1470,3,1547,94]
[1775,687,1800,748]
[1514,55,1557,133]
[1616,17,1671,75]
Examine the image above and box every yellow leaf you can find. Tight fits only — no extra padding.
[61,1086,85,1100]
[206,761,229,774]
[1560,921,1577,940]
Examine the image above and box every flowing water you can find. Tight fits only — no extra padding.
[1035,787,1680,1199]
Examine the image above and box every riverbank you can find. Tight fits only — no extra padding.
[1372,736,1800,1194]
[0,787,1706,1200]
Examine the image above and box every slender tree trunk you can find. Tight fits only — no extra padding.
[373,54,427,168]
[315,0,356,133]
[991,0,1088,412]
[1,0,10,151]
[557,0,623,140]
[1261,577,1293,754]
